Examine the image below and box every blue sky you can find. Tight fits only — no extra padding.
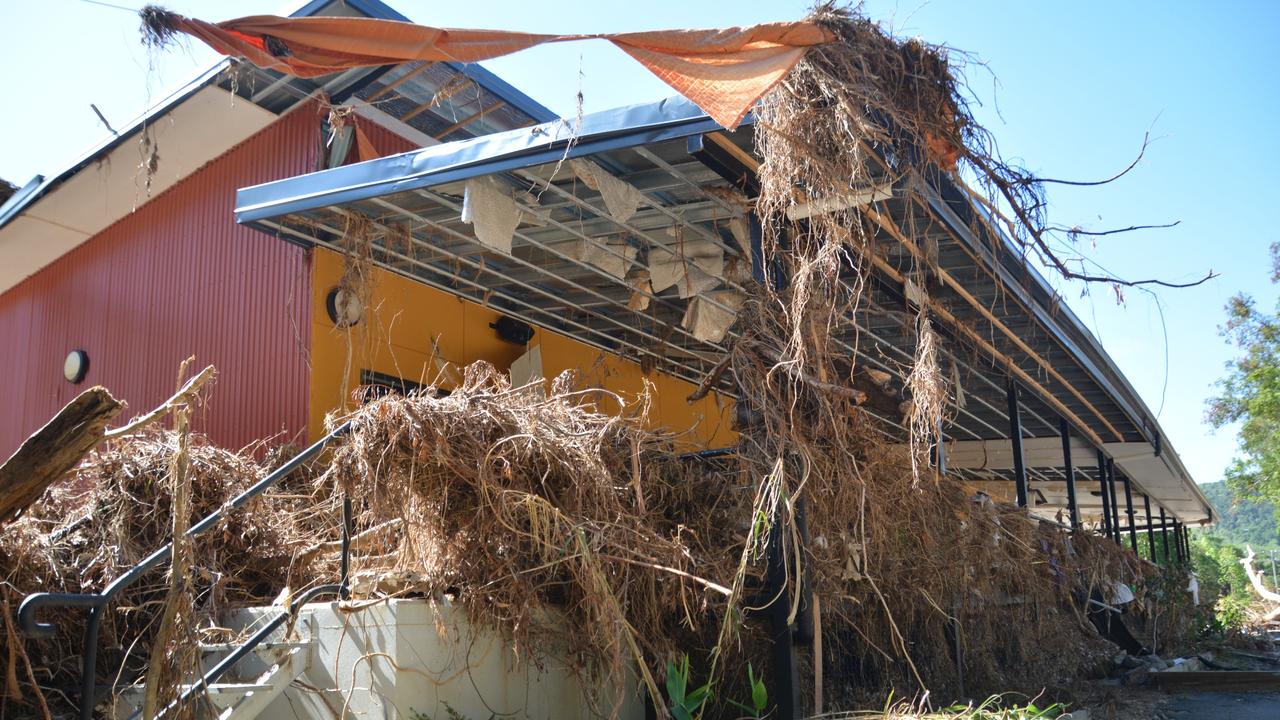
[3,0,1277,489]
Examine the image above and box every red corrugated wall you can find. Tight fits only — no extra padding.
[0,106,322,458]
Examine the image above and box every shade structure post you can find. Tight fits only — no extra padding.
[1107,459,1122,545]
[935,419,946,476]
[764,509,798,719]
[1122,473,1138,553]
[1097,450,1112,538]
[1143,495,1155,561]
[1007,378,1028,508]
[1159,507,1171,564]
[1060,418,1079,529]
[1183,524,1193,566]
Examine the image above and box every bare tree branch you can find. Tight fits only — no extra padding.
[1027,132,1151,187]
[1061,268,1217,289]
[964,157,1216,289]
[1048,220,1182,238]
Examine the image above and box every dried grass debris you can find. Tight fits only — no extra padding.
[0,430,333,717]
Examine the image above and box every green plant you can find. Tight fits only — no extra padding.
[1207,242,1280,523]
[932,694,1065,718]
[1190,533,1255,636]
[666,655,712,720]
[726,663,768,718]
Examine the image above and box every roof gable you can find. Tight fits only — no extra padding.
[0,0,554,293]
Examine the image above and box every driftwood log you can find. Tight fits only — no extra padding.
[1241,545,1280,604]
[0,387,123,524]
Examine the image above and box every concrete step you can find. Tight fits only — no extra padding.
[115,640,312,720]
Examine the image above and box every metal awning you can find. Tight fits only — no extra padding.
[234,96,1214,527]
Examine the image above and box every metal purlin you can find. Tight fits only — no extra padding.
[270,213,923,444]
[848,303,1085,498]
[471,144,1067,449]
[366,195,737,355]
[263,216,714,390]
[411,184,750,322]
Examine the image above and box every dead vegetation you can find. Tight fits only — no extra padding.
[1,363,1175,717]
[0,429,336,718]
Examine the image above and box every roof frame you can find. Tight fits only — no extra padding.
[233,96,1212,524]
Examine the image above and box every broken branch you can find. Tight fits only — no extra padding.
[1241,545,1280,604]
[104,364,216,439]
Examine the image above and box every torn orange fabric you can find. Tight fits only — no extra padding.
[153,11,832,129]
[353,125,382,163]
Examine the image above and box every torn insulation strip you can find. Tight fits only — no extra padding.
[571,159,647,224]
[650,237,724,297]
[627,271,653,311]
[461,177,522,254]
[682,289,746,343]
[572,237,638,278]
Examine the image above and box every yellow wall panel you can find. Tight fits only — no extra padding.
[309,247,736,449]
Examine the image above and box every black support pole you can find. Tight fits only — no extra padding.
[1143,495,1155,561]
[934,419,947,476]
[1172,520,1183,563]
[1007,378,1028,508]
[765,516,797,719]
[1107,460,1122,545]
[1182,523,1190,565]
[1096,450,1111,537]
[1061,418,1079,529]
[1159,507,1171,564]
[1122,473,1138,553]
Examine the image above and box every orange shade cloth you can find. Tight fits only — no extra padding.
[159,12,832,128]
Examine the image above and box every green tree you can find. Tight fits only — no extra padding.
[1207,242,1280,523]
[1198,481,1280,549]
[1190,533,1253,634]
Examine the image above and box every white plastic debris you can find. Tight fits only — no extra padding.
[1110,582,1135,605]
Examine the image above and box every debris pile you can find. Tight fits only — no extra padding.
[323,362,749,703]
[0,363,1195,716]
[0,431,335,717]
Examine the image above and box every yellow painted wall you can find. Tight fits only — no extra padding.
[309,247,736,448]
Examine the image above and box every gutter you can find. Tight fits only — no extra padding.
[235,96,724,223]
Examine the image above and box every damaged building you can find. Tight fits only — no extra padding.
[0,1,1216,719]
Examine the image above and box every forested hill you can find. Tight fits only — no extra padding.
[1199,480,1280,549]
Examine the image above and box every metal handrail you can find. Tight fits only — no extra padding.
[19,420,353,720]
